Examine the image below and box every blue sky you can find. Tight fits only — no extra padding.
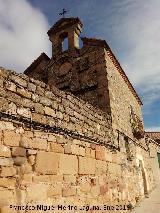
[0,0,159,131]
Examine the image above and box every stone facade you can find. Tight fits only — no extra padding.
[0,17,160,213]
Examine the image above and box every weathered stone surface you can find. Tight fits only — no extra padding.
[108,162,121,175]
[63,175,77,183]
[44,106,56,116]
[26,184,48,202]
[59,154,78,174]
[105,150,112,162]
[35,151,59,174]
[1,206,17,213]
[62,186,76,197]
[19,173,33,186]
[6,102,17,115]
[0,121,15,130]
[40,97,52,106]
[12,147,26,157]
[21,137,47,150]
[0,158,14,166]
[0,97,9,111]
[47,184,62,197]
[32,113,47,124]
[50,143,64,153]
[78,157,96,175]
[28,155,35,165]
[64,142,72,154]
[0,177,16,189]
[17,162,33,174]
[27,149,37,155]
[0,167,16,177]
[28,82,36,92]
[13,157,27,166]
[4,81,16,92]
[96,160,108,174]
[95,145,105,160]
[10,75,27,87]
[3,131,20,147]
[17,87,32,98]
[17,107,31,118]
[0,189,14,205]
[0,145,11,157]
[33,175,63,183]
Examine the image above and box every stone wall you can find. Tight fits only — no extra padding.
[104,49,143,139]
[46,46,111,114]
[0,67,112,145]
[0,67,159,213]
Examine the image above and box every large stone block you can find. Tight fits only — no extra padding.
[105,150,112,162]
[62,186,76,197]
[13,157,27,166]
[12,147,26,157]
[63,175,77,183]
[19,174,33,186]
[10,74,27,87]
[44,106,56,117]
[0,158,14,166]
[33,175,63,183]
[26,183,48,202]
[95,145,105,160]
[59,154,78,174]
[80,182,91,193]
[3,131,20,147]
[108,163,121,175]
[35,151,60,174]
[47,184,62,197]
[50,143,64,153]
[17,107,31,118]
[0,177,16,189]
[78,157,96,175]
[28,82,36,92]
[0,145,11,157]
[32,113,47,124]
[0,189,14,206]
[1,206,17,213]
[4,81,16,92]
[19,161,32,174]
[96,160,108,175]
[21,137,47,150]
[0,167,16,177]
[17,87,32,98]
[0,121,15,130]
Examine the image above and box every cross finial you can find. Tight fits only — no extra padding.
[59,8,68,18]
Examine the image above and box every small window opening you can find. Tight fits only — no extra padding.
[59,32,68,52]
[62,37,68,51]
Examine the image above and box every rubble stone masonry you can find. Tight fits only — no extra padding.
[0,67,159,213]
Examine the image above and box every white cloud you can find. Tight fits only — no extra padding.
[114,0,160,105]
[0,0,50,72]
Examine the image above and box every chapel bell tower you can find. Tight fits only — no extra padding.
[47,18,83,56]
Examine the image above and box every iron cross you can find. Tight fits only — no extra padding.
[59,8,68,18]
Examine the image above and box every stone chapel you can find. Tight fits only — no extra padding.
[0,17,159,212]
